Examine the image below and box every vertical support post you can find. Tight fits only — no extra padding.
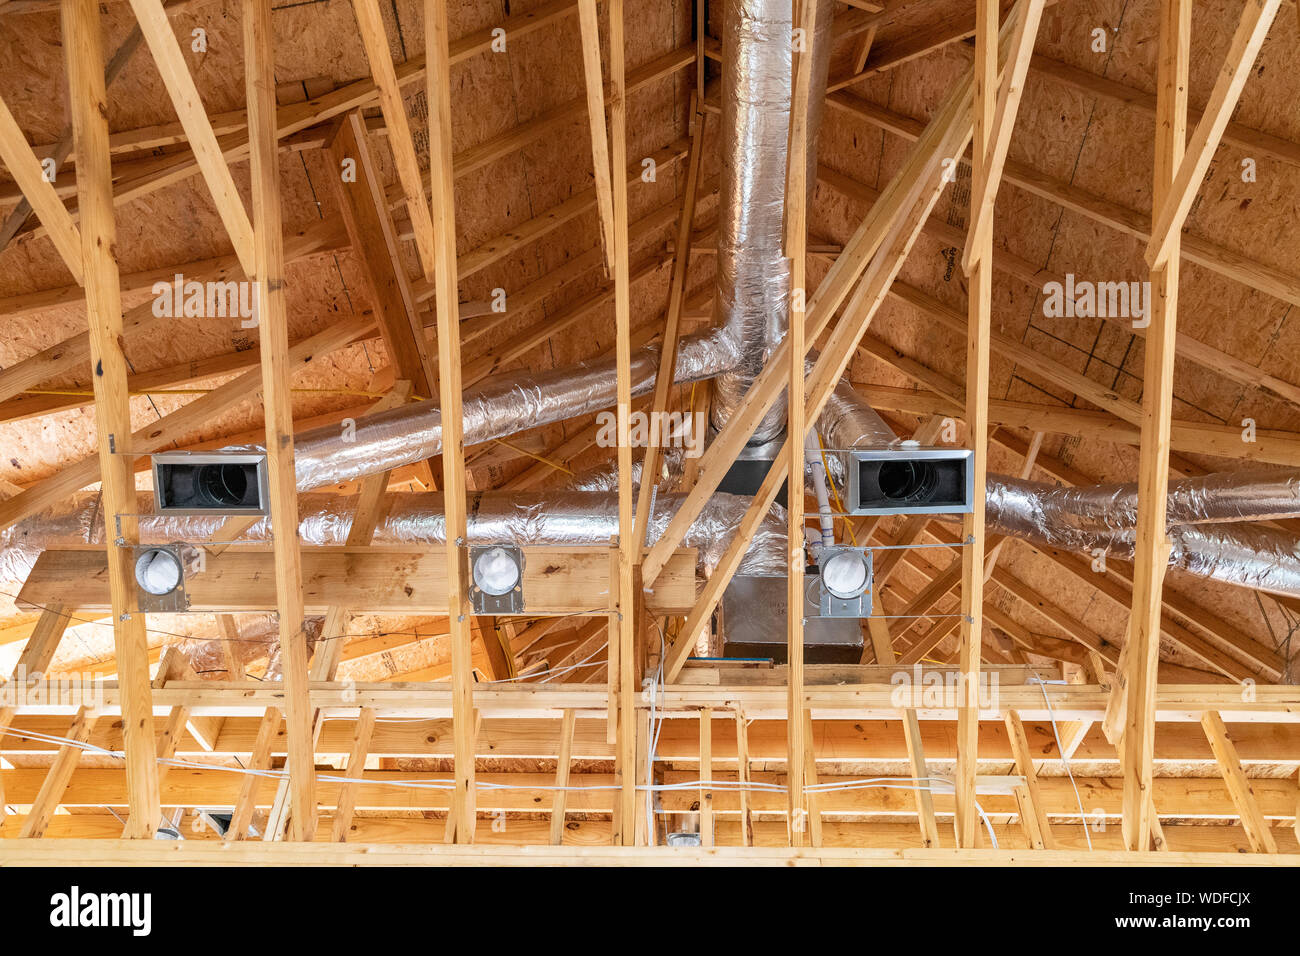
[425,0,477,844]
[608,0,639,847]
[783,0,821,851]
[699,707,714,846]
[60,0,160,839]
[954,0,997,849]
[243,0,316,841]
[1122,0,1189,852]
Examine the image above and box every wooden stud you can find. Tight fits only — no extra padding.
[954,0,998,851]
[1005,710,1055,848]
[549,709,577,845]
[901,709,941,848]
[575,0,617,274]
[783,0,821,851]
[1202,711,1277,853]
[18,707,90,838]
[424,0,476,845]
[225,708,281,841]
[0,603,73,828]
[60,0,161,839]
[606,0,638,848]
[735,710,753,847]
[961,0,1048,270]
[330,707,376,842]
[631,98,707,551]
[242,0,316,842]
[1122,0,1189,854]
[699,707,714,846]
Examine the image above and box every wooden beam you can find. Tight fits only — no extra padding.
[1,838,1298,865]
[330,706,376,842]
[735,710,753,847]
[957,0,993,831]
[607,0,638,848]
[1005,709,1055,848]
[327,111,438,402]
[224,707,280,841]
[0,92,84,282]
[1146,0,1281,269]
[699,707,714,846]
[13,708,1300,766]
[631,101,707,550]
[1122,0,1190,854]
[1202,710,1278,853]
[783,0,822,850]
[575,0,617,274]
[60,0,160,839]
[127,0,256,273]
[801,709,823,848]
[0,604,72,827]
[17,707,90,838]
[961,0,1047,270]
[549,709,577,845]
[901,708,941,847]
[423,0,476,845]
[243,0,315,841]
[21,547,698,616]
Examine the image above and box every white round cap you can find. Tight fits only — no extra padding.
[473,547,521,596]
[821,551,869,599]
[135,549,182,596]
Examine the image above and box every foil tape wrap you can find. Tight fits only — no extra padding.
[710,0,835,446]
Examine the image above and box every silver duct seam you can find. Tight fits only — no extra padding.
[710,0,834,445]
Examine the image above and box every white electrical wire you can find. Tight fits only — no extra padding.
[3,722,998,846]
[1028,670,1093,851]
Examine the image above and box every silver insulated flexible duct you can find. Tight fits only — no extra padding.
[710,0,835,445]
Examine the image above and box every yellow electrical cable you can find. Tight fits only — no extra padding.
[491,437,574,476]
[815,433,857,546]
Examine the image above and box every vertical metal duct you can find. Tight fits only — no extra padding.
[710,0,835,445]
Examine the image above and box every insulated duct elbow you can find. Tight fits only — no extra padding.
[710,0,835,446]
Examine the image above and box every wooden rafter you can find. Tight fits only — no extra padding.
[0,93,84,282]
[1145,0,1281,270]
[128,0,256,273]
